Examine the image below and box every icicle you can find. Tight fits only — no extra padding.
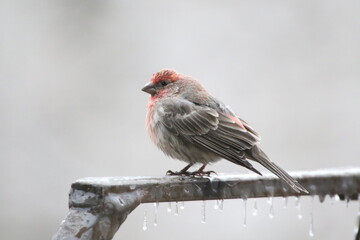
[330,194,340,205]
[354,214,360,235]
[283,197,288,208]
[354,223,359,234]
[154,202,159,227]
[354,193,360,237]
[167,202,172,212]
[296,196,302,219]
[268,197,274,219]
[318,194,326,203]
[354,224,359,235]
[142,211,147,231]
[201,200,206,223]
[309,196,314,237]
[180,201,185,210]
[219,199,224,211]
[214,200,220,210]
[243,199,247,227]
[330,195,335,205]
[358,194,360,216]
[252,199,258,216]
[346,196,350,208]
[174,201,179,216]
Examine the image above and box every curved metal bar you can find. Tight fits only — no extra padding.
[52,167,360,240]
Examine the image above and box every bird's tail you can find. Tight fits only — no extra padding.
[247,145,308,194]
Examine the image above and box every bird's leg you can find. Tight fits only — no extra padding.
[179,163,194,174]
[196,164,207,172]
[191,164,217,176]
[166,163,194,176]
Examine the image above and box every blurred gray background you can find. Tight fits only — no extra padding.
[1,0,359,239]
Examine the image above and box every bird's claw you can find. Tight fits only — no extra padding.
[166,170,217,177]
[166,170,191,176]
[192,170,217,176]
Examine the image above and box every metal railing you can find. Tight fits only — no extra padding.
[52,167,360,240]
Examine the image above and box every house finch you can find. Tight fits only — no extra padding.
[142,69,308,193]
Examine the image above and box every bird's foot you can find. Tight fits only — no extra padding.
[191,170,217,176]
[166,170,192,176]
[166,170,216,176]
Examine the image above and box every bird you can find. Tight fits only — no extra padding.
[142,69,308,193]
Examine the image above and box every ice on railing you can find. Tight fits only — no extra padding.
[201,200,206,223]
[174,201,179,216]
[53,167,360,240]
[268,197,275,219]
[252,199,258,216]
[142,211,147,231]
[283,196,288,208]
[140,193,359,239]
[75,167,360,202]
[53,188,145,240]
[296,196,302,219]
[153,202,159,227]
[243,199,247,227]
[309,196,315,237]
[358,194,360,215]
[52,190,100,240]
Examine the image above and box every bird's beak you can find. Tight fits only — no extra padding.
[142,82,157,95]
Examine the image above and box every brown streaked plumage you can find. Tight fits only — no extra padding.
[142,69,308,193]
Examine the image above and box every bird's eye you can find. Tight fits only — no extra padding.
[160,81,169,87]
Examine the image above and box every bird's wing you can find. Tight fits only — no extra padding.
[160,99,262,174]
[160,98,308,193]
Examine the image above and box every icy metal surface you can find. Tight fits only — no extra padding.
[52,189,145,240]
[72,167,360,201]
[53,167,360,240]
